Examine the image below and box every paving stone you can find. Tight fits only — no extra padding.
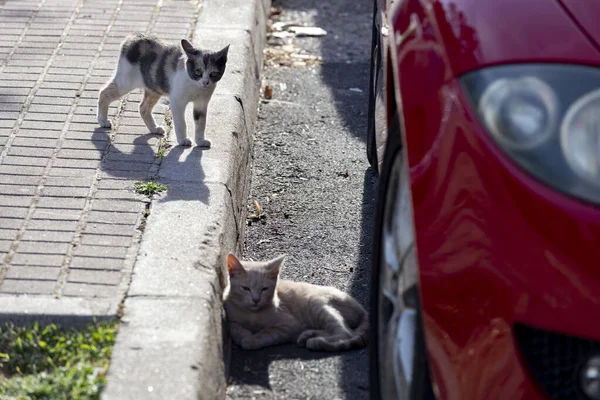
[8,146,55,157]
[27,219,79,231]
[92,199,143,213]
[57,149,103,160]
[95,189,142,200]
[17,129,63,139]
[5,266,62,281]
[80,234,132,247]
[18,241,70,254]
[21,230,74,242]
[0,218,24,229]
[0,279,56,295]
[48,167,97,178]
[20,121,66,131]
[0,165,45,176]
[45,176,94,187]
[72,244,128,258]
[54,158,101,169]
[0,207,28,219]
[41,186,89,197]
[0,111,20,120]
[0,195,34,207]
[4,156,48,166]
[102,161,152,173]
[0,185,37,196]
[83,223,135,236]
[12,137,58,147]
[29,96,73,106]
[25,112,74,121]
[70,256,125,270]
[62,282,117,298]
[0,120,16,129]
[37,196,87,210]
[61,139,108,150]
[0,240,13,252]
[68,269,122,285]
[97,179,138,190]
[31,209,82,221]
[0,229,18,240]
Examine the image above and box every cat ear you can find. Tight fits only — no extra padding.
[181,39,198,56]
[227,253,245,277]
[216,44,229,61]
[268,254,285,279]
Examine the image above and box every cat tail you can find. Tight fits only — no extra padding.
[308,311,369,352]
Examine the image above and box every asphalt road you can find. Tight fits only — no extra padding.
[226,0,376,399]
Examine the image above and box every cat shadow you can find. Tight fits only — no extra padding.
[91,127,161,181]
[228,343,338,389]
[155,145,209,204]
[90,128,209,204]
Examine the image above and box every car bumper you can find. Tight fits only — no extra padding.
[406,78,600,400]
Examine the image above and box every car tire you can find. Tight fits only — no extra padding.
[369,114,435,400]
[367,1,381,175]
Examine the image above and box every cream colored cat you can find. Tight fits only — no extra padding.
[224,253,368,352]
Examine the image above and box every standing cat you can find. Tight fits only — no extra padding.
[97,33,229,147]
[224,253,368,352]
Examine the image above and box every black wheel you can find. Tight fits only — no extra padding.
[369,115,435,400]
[367,1,381,174]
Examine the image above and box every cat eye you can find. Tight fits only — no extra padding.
[209,72,219,78]
[241,286,250,291]
[261,287,269,292]
[194,69,202,76]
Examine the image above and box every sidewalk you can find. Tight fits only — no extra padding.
[0,0,198,316]
[0,0,269,398]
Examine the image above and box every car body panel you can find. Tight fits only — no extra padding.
[557,0,600,51]
[434,0,600,76]
[385,0,600,398]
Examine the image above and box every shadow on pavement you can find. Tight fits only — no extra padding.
[278,0,372,144]
[229,344,334,390]
[156,145,210,204]
[91,126,210,204]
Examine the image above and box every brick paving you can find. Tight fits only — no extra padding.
[0,0,200,306]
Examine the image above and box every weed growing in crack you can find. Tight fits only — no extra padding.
[134,181,167,196]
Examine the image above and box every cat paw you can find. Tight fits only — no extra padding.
[195,139,211,148]
[152,126,165,135]
[306,337,327,351]
[98,118,112,129]
[240,336,262,351]
[177,138,193,147]
[297,330,319,347]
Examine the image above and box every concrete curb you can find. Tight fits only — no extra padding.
[101,0,270,399]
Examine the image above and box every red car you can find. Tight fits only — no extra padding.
[369,1,600,399]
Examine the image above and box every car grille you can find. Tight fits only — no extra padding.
[514,324,600,400]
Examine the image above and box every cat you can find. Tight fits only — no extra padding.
[97,32,229,148]
[224,253,369,352]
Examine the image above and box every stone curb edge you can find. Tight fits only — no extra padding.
[100,0,270,399]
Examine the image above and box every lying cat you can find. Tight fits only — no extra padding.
[224,253,368,352]
[97,33,229,147]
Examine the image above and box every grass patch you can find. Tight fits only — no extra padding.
[134,181,167,196]
[0,321,118,400]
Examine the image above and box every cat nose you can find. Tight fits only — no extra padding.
[252,298,260,304]
[201,80,209,87]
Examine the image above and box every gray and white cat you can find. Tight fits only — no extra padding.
[97,33,229,147]
[224,254,369,352]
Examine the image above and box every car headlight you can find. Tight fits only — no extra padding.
[461,64,600,205]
